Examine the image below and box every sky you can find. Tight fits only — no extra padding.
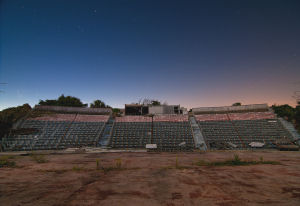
[1,0,300,110]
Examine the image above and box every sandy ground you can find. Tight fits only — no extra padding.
[0,151,300,206]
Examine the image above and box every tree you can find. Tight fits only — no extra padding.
[90,100,110,108]
[141,98,161,106]
[39,95,87,107]
[232,102,242,106]
[271,104,295,121]
[0,104,32,139]
[151,100,161,106]
[295,101,300,131]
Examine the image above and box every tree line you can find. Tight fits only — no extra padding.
[272,102,300,131]
[38,95,111,108]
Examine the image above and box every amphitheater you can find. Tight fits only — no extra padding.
[1,103,299,152]
[1,103,300,206]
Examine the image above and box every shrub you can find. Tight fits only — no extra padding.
[30,154,48,163]
[196,155,279,167]
[115,158,122,169]
[96,159,101,170]
[0,156,16,168]
[72,166,84,171]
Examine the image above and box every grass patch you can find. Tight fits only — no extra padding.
[196,154,280,167]
[72,166,85,171]
[115,158,122,169]
[30,153,48,163]
[0,155,16,161]
[0,155,16,168]
[96,159,101,170]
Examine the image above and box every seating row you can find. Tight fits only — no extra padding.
[110,121,194,151]
[197,119,294,149]
[195,112,276,121]
[1,119,105,151]
[28,114,109,122]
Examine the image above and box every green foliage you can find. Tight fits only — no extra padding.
[151,100,161,106]
[102,166,116,173]
[295,102,300,131]
[115,158,122,169]
[72,165,85,171]
[259,156,264,162]
[0,104,32,139]
[272,103,300,131]
[0,155,16,168]
[272,104,295,121]
[90,99,110,108]
[141,98,161,106]
[232,102,242,106]
[196,155,279,167]
[30,154,48,163]
[112,108,121,114]
[96,159,101,170]
[38,94,87,107]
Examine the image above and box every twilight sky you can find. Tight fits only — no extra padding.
[1,0,300,110]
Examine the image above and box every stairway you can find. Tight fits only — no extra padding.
[278,118,300,145]
[98,117,114,148]
[189,116,208,151]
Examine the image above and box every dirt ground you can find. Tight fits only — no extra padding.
[1,150,300,206]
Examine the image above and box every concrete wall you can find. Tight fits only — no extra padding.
[192,104,269,114]
[148,105,180,115]
[149,106,164,114]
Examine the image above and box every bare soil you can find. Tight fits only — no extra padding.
[1,151,300,206]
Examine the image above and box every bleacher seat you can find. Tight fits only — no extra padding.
[110,115,194,151]
[1,114,108,151]
[196,112,294,150]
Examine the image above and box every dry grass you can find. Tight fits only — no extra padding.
[196,154,280,167]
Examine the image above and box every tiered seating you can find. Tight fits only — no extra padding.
[74,115,109,122]
[195,114,229,121]
[152,121,193,151]
[111,117,151,148]
[233,119,293,148]
[153,115,189,122]
[198,121,243,149]
[115,116,151,122]
[2,120,70,151]
[110,115,194,151]
[111,122,151,148]
[196,112,294,150]
[32,121,70,150]
[2,114,108,151]
[59,115,107,148]
[27,114,76,121]
[228,112,276,120]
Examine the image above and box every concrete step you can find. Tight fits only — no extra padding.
[278,118,300,145]
[98,118,115,147]
[189,116,207,151]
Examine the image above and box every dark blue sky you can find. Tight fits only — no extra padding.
[1,0,300,110]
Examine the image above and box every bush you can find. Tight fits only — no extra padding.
[30,154,48,163]
[115,158,122,169]
[196,155,279,167]
[96,159,101,170]
[72,166,84,171]
[0,156,16,168]
[0,104,32,139]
